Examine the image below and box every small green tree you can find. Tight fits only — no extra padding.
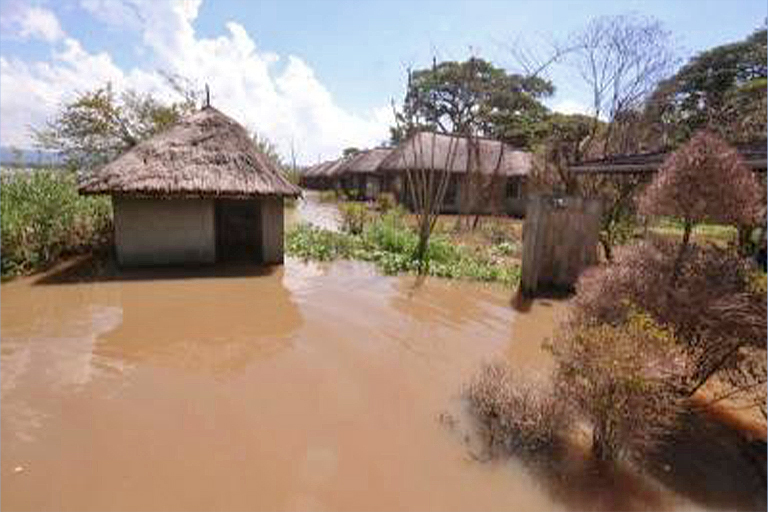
[34,83,196,168]
[637,131,762,284]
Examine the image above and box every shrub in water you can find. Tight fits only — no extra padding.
[549,309,690,462]
[466,361,565,456]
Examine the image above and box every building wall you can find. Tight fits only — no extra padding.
[259,196,284,264]
[114,197,215,266]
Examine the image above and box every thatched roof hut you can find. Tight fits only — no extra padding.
[339,148,393,175]
[79,106,299,267]
[79,106,300,198]
[378,131,531,176]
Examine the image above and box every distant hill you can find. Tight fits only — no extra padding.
[0,147,65,168]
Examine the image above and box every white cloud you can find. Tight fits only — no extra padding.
[17,6,66,42]
[0,0,392,163]
[548,98,593,117]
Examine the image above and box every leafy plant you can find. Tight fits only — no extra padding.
[1,170,112,276]
[339,202,369,235]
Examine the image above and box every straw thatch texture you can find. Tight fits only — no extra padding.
[378,132,530,176]
[78,106,301,198]
[319,158,348,177]
[339,148,393,174]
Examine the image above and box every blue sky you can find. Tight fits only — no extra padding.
[1,0,765,163]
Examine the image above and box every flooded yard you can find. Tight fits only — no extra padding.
[2,258,570,511]
[0,197,760,512]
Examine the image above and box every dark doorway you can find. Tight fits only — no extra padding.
[215,199,262,262]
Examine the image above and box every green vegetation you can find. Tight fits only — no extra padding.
[1,170,112,277]
[317,190,340,203]
[338,202,369,234]
[649,217,738,245]
[286,210,520,285]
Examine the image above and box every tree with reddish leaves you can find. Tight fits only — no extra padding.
[637,130,762,284]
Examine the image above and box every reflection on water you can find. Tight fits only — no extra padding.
[0,255,748,511]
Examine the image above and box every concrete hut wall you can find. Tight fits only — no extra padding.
[259,196,284,264]
[113,196,285,266]
[113,196,216,266]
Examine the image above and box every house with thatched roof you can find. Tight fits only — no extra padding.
[337,148,393,200]
[299,157,349,190]
[78,106,301,266]
[378,131,531,216]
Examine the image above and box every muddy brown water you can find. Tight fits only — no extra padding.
[1,198,762,511]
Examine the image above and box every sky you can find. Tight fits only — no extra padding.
[0,0,765,164]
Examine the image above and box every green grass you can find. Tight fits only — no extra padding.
[286,210,521,285]
[650,217,738,245]
[1,170,112,277]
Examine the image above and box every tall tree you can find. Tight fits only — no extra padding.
[394,57,554,148]
[568,14,676,156]
[646,28,767,146]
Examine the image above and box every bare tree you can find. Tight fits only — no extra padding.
[392,65,459,270]
[569,14,676,156]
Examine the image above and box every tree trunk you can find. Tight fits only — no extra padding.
[592,419,617,463]
[600,234,613,262]
[670,220,693,288]
[414,219,430,274]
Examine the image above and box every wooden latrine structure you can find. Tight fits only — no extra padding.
[520,195,601,297]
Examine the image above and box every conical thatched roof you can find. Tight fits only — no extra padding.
[378,131,530,176]
[78,106,301,198]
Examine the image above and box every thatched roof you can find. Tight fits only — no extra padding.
[378,132,530,176]
[570,141,767,174]
[318,158,348,177]
[78,106,301,198]
[338,148,393,175]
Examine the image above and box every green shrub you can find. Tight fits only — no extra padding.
[339,202,369,235]
[1,170,112,277]
[317,190,339,203]
[375,192,397,212]
[285,213,521,286]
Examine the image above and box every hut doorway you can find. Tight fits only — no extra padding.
[215,199,263,262]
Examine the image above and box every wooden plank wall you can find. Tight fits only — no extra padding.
[520,195,601,297]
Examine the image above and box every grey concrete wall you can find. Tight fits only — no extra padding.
[114,197,215,266]
[259,196,284,264]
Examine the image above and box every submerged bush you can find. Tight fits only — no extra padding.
[466,362,565,456]
[549,309,690,462]
[1,170,112,276]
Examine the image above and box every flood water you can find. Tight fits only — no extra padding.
[1,197,762,511]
